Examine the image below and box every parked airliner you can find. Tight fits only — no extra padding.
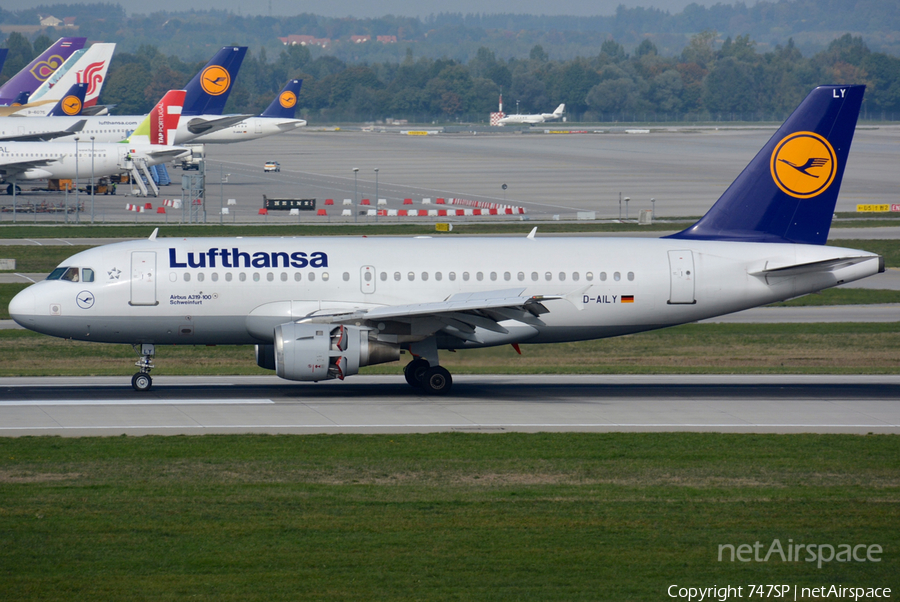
[498,103,564,125]
[0,90,188,190]
[0,47,252,145]
[9,86,883,394]
[187,79,306,144]
[0,37,85,106]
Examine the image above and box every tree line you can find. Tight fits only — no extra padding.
[3,30,900,123]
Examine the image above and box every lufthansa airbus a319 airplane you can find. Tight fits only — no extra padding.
[9,86,884,394]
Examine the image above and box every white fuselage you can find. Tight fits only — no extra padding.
[0,140,184,181]
[189,117,306,143]
[0,115,250,145]
[9,236,881,347]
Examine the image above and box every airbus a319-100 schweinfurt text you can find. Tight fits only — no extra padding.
[9,86,884,394]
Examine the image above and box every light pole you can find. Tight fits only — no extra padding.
[90,136,95,224]
[74,137,80,224]
[374,167,379,222]
[624,196,630,220]
[651,198,656,220]
[353,167,359,223]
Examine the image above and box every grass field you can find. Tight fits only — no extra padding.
[0,433,896,601]
[2,322,899,376]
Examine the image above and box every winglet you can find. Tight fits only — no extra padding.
[527,227,537,239]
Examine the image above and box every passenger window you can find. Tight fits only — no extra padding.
[421,272,429,281]
[82,268,95,282]
[600,272,607,281]
[293,273,300,282]
[435,272,442,281]
[545,272,552,281]
[253,273,261,282]
[490,272,497,281]
[266,273,273,282]
[517,272,524,281]
[408,272,415,281]
[628,272,635,281]
[531,272,538,281]
[449,272,456,281]
[239,273,247,282]
[586,272,593,281]
[212,273,219,282]
[322,273,330,281]
[572,272,579,281]
[380,272,387,281]
[226,273,233,282]
[463,272,470,281]
[559,272,566,281]
[343,272,350,281]
[476,272,484,281]
[184,273,191,282]
[309,273,316,282]
[198,273,205,282]
[394,272,401,281]
[281,273,288,282]
[614,272,621,281]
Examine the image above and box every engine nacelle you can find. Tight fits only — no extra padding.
[274,323,399,382]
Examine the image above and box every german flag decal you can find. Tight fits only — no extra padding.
[621,295,634,303]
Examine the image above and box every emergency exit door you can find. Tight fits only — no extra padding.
[130,251,158,306]
[667,250,696,304]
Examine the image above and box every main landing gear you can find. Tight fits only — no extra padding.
[403,358,453,395]
[131,343,155,392]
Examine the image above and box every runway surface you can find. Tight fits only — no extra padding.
[1,374,898,436]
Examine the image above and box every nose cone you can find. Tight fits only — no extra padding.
[9,287,36,327]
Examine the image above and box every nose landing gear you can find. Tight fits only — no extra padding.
[131,343,155,391]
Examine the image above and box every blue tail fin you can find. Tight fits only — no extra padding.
[668,85,865,245]
[260,79,302,118]
[47,82,88,116]
[181,46,247,116]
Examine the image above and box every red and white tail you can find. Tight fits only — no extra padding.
[129,89,185,146]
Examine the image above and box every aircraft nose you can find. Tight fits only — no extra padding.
[8,287,36,326]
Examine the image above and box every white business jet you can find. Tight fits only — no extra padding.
[9,86,883,394]
[497,103,564,125]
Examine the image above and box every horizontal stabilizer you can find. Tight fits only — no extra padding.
[751,255,883,278]
[186,114,253,135]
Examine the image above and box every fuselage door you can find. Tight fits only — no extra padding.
[667,250,696,304]
[360,265,376,294]
[130,251,159,306]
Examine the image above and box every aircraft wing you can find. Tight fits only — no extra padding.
[0,119,86,142]
[186,114,254,135]
[145,148,191,160]
[0,156,63,178]
[303,288,561,343]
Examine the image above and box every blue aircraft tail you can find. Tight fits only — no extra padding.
[46,82,88,116]
[260,79,302,118]
[668,85,865,245]
[181,46,247,116]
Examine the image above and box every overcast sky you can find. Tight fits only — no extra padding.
[18,0,748,18]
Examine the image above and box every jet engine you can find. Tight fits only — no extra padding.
[273,323,399,381]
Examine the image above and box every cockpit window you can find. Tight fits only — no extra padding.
[61,267,80,282]
[47,267,66,280]
[82,268,94,283]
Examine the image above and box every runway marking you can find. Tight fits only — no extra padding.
[0,399,274,406]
